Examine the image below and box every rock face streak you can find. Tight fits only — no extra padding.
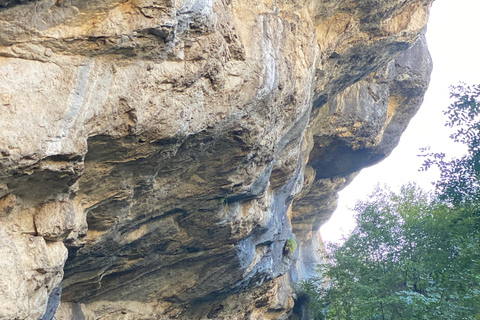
[0,0,432,319]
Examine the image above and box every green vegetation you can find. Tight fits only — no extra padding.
[421,83,480,205]
[219,197,228,208]
[285,238,297,255]
[302,185,480,319]
[299,84,480,319]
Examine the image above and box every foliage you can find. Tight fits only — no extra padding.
[285,238,297,255]
[304,185,480,319]
[301,84,480,320]
[421,83,480,204]
[219,197,229,208]
[297,277,327,320]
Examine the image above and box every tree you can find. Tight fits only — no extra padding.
[300,185,480,319]
[299,84,480,319]
[421,83,480,204]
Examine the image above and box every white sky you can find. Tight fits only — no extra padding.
[320,0,480,243]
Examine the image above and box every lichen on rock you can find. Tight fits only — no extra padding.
[0,0,432,319]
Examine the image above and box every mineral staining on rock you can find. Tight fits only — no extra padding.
[0,0,432,319]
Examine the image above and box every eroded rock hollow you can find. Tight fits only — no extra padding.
[0,0,432,319]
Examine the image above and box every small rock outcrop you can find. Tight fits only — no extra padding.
[0,0,432,319]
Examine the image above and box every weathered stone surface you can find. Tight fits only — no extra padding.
[292,34,432,238]
[39,285,62,320]
[0,0,432,318]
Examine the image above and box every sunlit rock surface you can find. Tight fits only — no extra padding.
[0,0,432,319]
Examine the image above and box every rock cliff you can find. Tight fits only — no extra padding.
[0,0,432,319]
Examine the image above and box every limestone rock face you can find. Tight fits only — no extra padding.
[0,0,432,319]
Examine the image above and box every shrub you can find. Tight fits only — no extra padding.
[284,238,297,255]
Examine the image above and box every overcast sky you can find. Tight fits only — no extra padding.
[320,0,480,243]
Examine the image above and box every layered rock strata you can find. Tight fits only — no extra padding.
[0,0,432,319]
